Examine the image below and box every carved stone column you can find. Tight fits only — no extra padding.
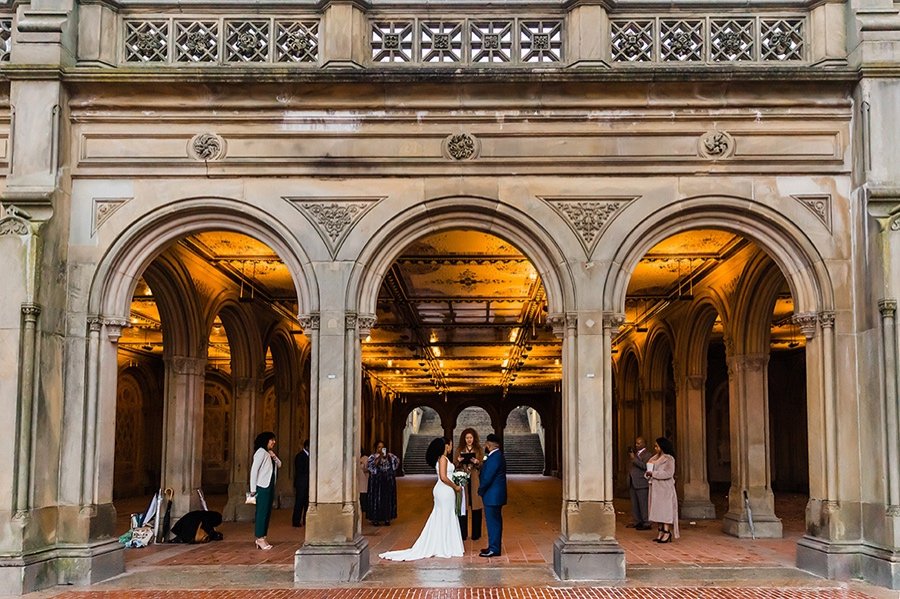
[722,353,782,538]
[879,300,900,522]
[223,376,263,521]
[162,355,207,518]
[552,312,625,581]
[295,311,369,582]
[677,372,716,519]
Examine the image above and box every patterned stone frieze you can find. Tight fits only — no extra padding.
[371,17,561,64]
[611,14,805,64]
[124,17,319,64]
[0,18,12,62]
[791,194,832,232]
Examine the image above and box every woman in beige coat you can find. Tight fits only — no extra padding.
[646,436,679,543]
[454,428,484,540]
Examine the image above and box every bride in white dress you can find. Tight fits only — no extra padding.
[379,437,465,560]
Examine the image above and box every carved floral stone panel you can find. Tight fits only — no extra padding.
[540,196,638,258]
[286,197,381,257]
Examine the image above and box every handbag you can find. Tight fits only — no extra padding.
[245,492,256,505]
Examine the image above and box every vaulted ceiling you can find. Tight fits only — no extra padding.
[120,227,798,390]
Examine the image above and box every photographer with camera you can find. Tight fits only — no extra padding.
[627,436,652,530]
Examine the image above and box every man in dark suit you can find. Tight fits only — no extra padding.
[627,436,652,530]
[292,439,310,527]
[477,433,507,557]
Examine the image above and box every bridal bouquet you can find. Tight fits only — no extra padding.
[450,471,470,516]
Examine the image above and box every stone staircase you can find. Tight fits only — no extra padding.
[402,433,438,474]
[503,433,545,474]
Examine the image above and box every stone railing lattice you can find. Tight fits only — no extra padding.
[371,17,562,65]
[611,14,805,64]
[0,18,12,62]
[123,16,319,64]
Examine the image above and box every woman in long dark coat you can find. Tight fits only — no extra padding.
[367,440,400,526]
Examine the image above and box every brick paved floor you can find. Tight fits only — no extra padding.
[21,477,891,599]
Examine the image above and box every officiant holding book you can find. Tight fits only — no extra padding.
[454,428,484,541]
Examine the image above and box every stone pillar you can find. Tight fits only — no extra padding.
[553,312,625,581]
[677,371,716,519]
[162,356,207,518]
[295,312,369,582]
[878,298,900,586]
[223,376,262,521]
[319,0,369,69]
[565,2,610,68]
[722,353,782,538]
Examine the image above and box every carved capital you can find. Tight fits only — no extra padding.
[566,312,578,331]
[168,356,206,376]
[727,354,768,375]
[20,303,41,323]
[358,314,377,338]
[87,315,103,333]
[298,313,320,332]
[602,312,626,335]
[793,312,818,340]
[887,505,900,517]
[686,375,705,390]
[548,313,566,339]
[102,317,130,342]
[0,204,33,237]
[879,299,897,318]
[345,312,358,331]
[818,311,836,329]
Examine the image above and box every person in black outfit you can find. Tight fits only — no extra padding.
[292,439,310,527]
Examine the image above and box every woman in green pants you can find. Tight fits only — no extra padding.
[249,431,281,550]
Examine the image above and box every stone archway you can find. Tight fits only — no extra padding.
[80,198,317,572]
[604,197,836,556]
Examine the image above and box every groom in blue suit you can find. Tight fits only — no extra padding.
[477,433,507,557]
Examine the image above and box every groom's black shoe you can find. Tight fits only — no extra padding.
[479,549,500,557]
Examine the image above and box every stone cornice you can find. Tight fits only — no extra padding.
[0,64,860,87]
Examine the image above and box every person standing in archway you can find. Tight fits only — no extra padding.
[627,436,652,530]
[646,437,680,543]
[478,433,507,557]
[455,428,484,541]
[292,439,310,527]
[367,441,399,526]
[249,431,281,550]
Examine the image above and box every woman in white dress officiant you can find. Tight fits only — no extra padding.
[379,437,464,561]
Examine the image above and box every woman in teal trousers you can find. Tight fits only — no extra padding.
[249,431,282,550]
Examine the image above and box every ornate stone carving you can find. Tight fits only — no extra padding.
[887,505,900,517]
[444,133,479,161]
[891,215,900,232]
[699,130,735,159]
[793,312,818,340]
[358,314,377,338]
[93,198,130,234]
[548,313,566,339]
[298,313,320,331]
[879,299,897,318]
[87,315,103,333]
[170,356,207,376]
[792,194,832,232]
[729,354,769,373]
[20,303,41,320]
[603,313,626,335]
[345,312,358,330]
[818,311,835,329]
[188,133,226,161]
[103,317,131,341]
[0,204,32,236]
[541,197,637,258]
[287,197,380,258]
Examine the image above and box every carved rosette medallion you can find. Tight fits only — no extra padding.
[188,133,226,161]
[699,130,735,159]
[286,197,381,258]
[541,197,637,258]
[443,133,479,161]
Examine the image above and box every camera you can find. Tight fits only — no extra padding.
[381,447,387,455]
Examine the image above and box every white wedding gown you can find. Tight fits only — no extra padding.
[378,459,464,561]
